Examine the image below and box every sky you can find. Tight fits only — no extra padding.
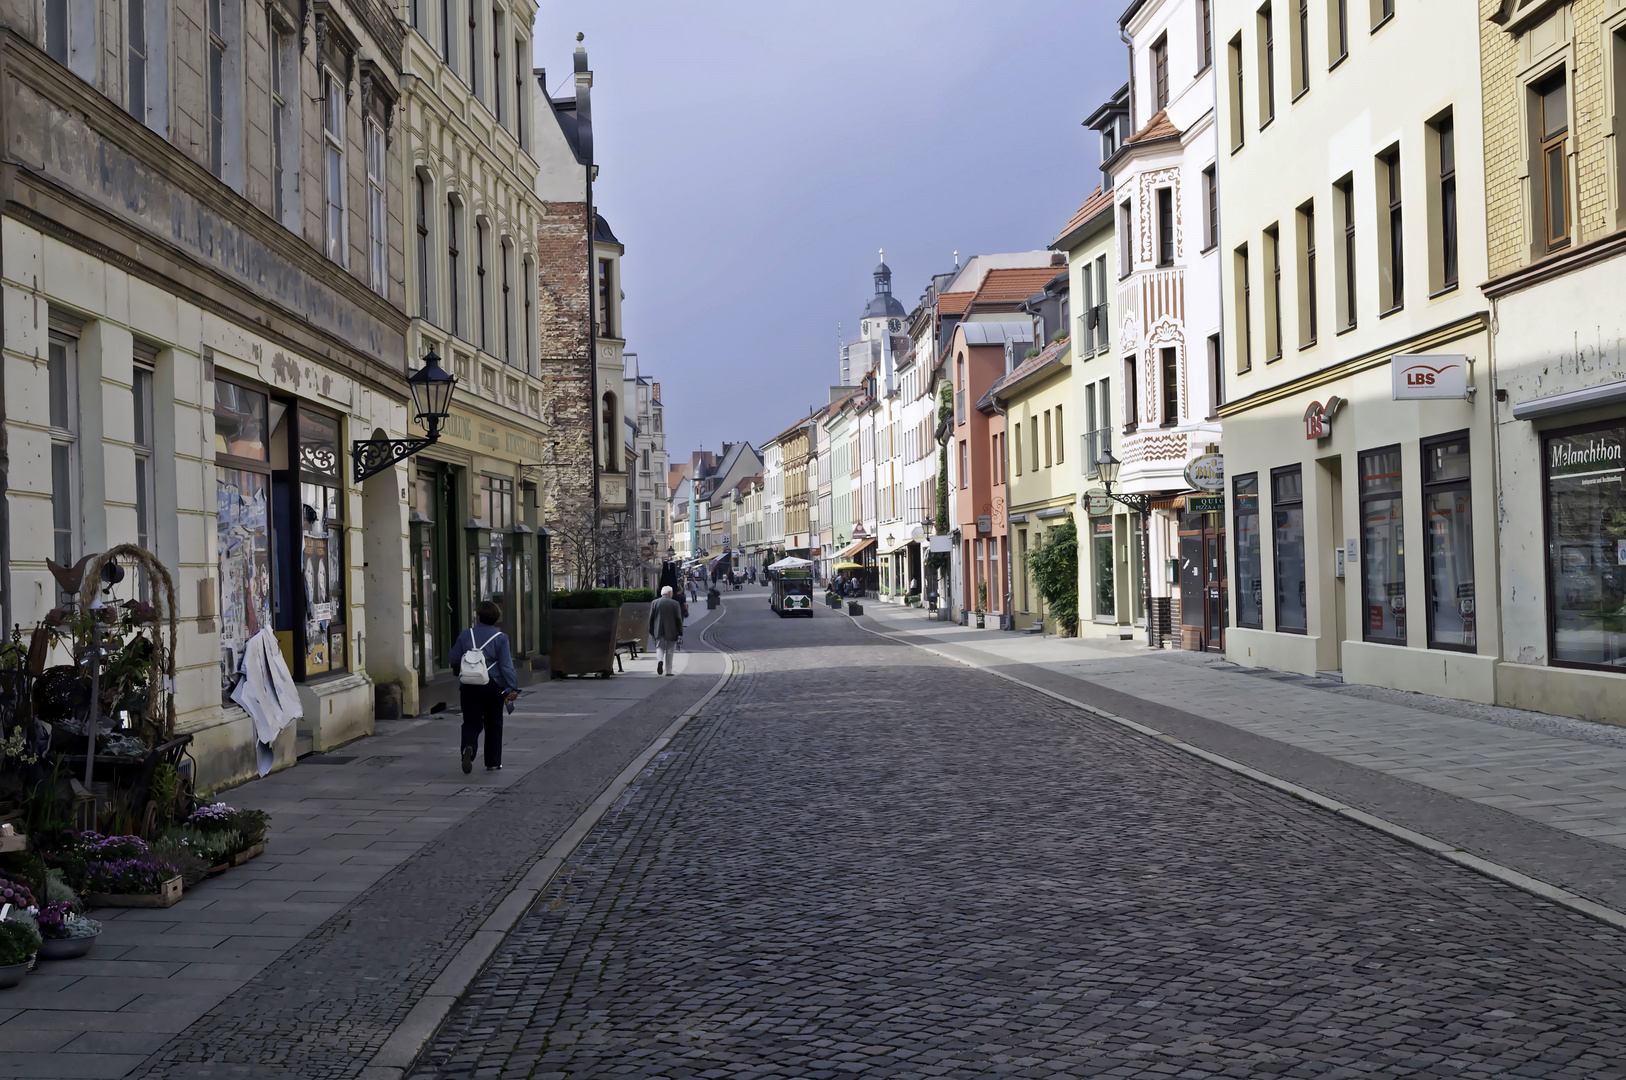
[532,1,1127,468]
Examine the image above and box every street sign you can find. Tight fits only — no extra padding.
[1183,453,1224,492]
[1188,495,1224,513]
[1084,488,1112,515]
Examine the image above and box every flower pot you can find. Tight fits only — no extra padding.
[37,934,98,961]
[975,612,986,628]
[0,959,30,989]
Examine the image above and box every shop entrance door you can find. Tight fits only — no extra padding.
[1180,510,1228,651]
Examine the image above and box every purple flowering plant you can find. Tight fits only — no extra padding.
[0,875,36,910]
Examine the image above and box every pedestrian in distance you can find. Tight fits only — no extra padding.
[649,585,684,677]
[449,600,518,773]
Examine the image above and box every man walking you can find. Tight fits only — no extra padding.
[649,585,684,677]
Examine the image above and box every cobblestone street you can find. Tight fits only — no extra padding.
[408,598,1626,1080]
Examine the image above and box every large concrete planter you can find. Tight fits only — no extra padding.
[548,609,621,678]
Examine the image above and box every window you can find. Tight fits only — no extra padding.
[1199,0,1214,70]
[1157,187,1175,266]
[46,0,97,81]
[643,448,651,472]
[1372,0,1393,29]
[468,2,480,97]
[956,355,966,423]
[1545,420,1626,670]
[1336,174,1357,330]
[1160,347,1179,425]
[501,241,513,363]
[1235,243,1253,370]
[1430,111,1459,292]
[366,120,386,294]
[1380,147,1403,311]
[415,172,433,319]
[1536,71,1570,253]
[1423,432,1474,651]
[492,7,506,125]
[1294,0,1309,96]
[48,332,80,602]
[1054,406,1064,464]
[215,380,272,701]
[1152,34,1169,111]
[516,37,528,147]
[1119,200,1133,276]
[45,0,68,65]
[1044,410,1053,467]
[602,394,617,471]
[1271,466,1306,632]
[641,502,651,530]
[322,69,347,265]
[410,0,421,28]
[1235,474,1262,627]
[208,0,227,178]
[1094,255,1110,352]
[269,23,296,227]
[1013,424,1022,476]
[1265,224,1282,361]
[133,358,156,570]
[1208,334,1222,414]
[597,258,614,337]
[523,257,535,371]
[959,440,968,488]
[447,197,462,337]
[476,219,490,350]
[128,0,148,122]
[1123,354,1140,428]
[297,409,347,676]
[1360,446,1405,644]
[1330,0,1348,64]
[1202,166,1218,250]
[441,0,453,61]
[1299,201,1317,347]
[1228,34,1246,150]
[1259,4,1276,127]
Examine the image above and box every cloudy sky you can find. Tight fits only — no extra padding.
[533,1,1126,464]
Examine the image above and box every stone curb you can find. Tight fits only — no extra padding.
[849,610,1626,935]
[359,604,738,1080]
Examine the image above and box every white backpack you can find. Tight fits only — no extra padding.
[458,628,499,685]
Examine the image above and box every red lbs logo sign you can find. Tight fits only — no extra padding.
[1304,396,1345,440]
[1392,353,1469,399]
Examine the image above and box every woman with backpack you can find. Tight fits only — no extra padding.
[449,601,519,773]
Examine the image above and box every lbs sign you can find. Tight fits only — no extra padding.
[1393,353,1469,399]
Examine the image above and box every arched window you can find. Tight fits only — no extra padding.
[602,393,617,472]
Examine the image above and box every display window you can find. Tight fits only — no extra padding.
[295,408,346,676]
[215,380,273,702]
[1234,474,1263,628]
[1544,420,1626,670]
[1423,432,1474,651]
[1091,516,1115,620]
[1271,466,1306,632]
[1359,446,1406,644]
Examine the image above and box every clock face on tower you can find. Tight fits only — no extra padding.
[889,318,901,332]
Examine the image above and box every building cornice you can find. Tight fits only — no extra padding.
[1480,229,1626,299]
[1217,312,1488,418]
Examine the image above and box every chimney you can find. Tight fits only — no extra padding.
[573,33,593,165]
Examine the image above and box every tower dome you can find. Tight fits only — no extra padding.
[863,248,906,320]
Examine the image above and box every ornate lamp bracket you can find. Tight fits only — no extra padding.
[352,434,439,483]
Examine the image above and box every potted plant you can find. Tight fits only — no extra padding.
[0,915,40,988]
[975,582,988,628]
[36,902,101,960]
[548,590,626,678]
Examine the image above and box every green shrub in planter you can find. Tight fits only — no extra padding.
[0,919,41,965]
[159,825,243,866]
[551,587,657,610]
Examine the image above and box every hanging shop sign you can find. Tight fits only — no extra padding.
[1183,453,1225,492]
[1188,495,1225,513]
[1392,354,1469,400]
[1084,489,1113,515]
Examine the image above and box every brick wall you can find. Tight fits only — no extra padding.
[536,200,596,582]
[1482,0,1614,280]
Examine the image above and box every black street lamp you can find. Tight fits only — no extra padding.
[1096,449,1157,648]
[353,350,458,482]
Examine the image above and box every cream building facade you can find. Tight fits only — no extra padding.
[398,0,551,710]
[1479,0,1626,721]
[1217,0,1494,699]
[1,0,415,786]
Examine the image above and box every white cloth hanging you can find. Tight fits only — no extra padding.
[232,628,303,776]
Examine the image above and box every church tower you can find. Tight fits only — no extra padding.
[840,250,907,387]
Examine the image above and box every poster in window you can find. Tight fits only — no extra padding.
[1545,424,1626,668]
[217,467,272,696]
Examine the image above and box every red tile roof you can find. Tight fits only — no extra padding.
[971,267,1065,306]
[1054,185,1111,246]
[987,338,1070,404]
[937,290,975,316]
[1125,108,1182,145]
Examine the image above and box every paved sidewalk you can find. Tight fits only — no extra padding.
[859,602,1626,911]
[0,611,725,1079]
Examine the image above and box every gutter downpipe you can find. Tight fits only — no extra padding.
[993,393,1014,631]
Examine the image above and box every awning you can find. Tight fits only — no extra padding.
[1512,377,1626,421]
[836,537,876,562]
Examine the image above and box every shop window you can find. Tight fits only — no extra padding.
[1271,466,1306,631]
[295,408,346,677]
[48,330,80,604]
[475,474,515,638]
[215,380,272,701]
[1234,473,1262,628]
[1359,445,1406,644]
[1423,432,1474,651]
[1092,516,1116,619]
[1544,421,1626,670]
